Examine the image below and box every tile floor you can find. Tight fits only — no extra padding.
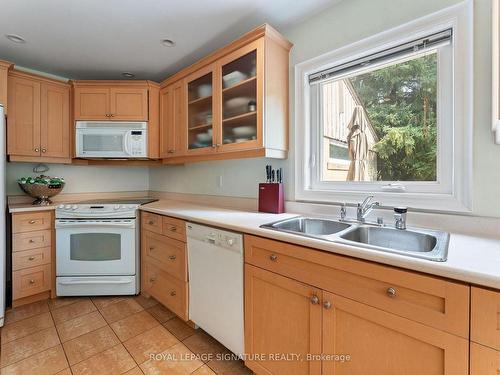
[0,295,252,375]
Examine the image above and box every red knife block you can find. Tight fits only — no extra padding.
[258,183,284,214]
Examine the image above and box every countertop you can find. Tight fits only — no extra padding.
[140,200,500,289]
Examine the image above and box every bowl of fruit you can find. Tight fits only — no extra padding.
[17,175,65,205]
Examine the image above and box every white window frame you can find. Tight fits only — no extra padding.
[294,1,473,212]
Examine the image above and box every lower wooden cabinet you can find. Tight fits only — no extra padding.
[470,342,500,375]
[245,264,322,375]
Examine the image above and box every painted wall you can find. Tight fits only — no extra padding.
[7,163,149,195]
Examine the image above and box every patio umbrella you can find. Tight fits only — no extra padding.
[346,105,370,181]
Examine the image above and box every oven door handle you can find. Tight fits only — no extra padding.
[58,279,133,285]
[55,221,135,229]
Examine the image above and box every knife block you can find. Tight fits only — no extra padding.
[258,183,284,214]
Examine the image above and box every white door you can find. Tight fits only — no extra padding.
[56,220,136,276]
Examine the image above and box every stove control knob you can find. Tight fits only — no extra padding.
[114,205,121,210]
[227,238,235,246]
[64,205,72,209]
[58,204,64,209]
[71,205,78,210]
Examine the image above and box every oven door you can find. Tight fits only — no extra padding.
[56,219,137,276]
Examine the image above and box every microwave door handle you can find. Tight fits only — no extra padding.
[123,131,132,156]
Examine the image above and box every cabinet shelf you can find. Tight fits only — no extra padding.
[189,123,212,131]
[222,76,256,93]
[188,95,212,106]
[223,111,257,124]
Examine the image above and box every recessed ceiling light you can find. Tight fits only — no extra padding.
[122,72,135,78]
[5,34,26,44]
[161,39,175,47]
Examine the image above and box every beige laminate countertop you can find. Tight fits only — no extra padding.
[140,200,500,289]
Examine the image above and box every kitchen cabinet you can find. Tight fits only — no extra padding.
[141,212,188,320]
[244,235,470,375]
[73,82,149,121]
[161,24,292,164]
[7,70,71,163]
[471,342,500,375]
[159,81,185,157]
[471,286,500,350]
[0,60,12,112]
[11,211,55,307]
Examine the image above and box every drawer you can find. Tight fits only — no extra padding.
[142,230,187,281]
[162,216,186,242]
[470,342,500,375]
[12,211,52,233]
[471,286,500,350]
[141,212,163,234]
[143,260,188,321]
[13,230,52,251]
[12,264,51,300]
[12,247,51,271]
[244,235,470,338]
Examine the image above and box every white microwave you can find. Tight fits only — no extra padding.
[75,121,148,158]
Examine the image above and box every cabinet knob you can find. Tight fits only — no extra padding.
[149,277,156,283]
[148,220,154,225]
[168,150,175,154]
[168,255,176,261]
[28,256,35,261]
[29,239,35,243]
[34,148,40,152]
[310,295,319,305]
[323,301,332,310]
[110,114,115,117]
[169,226,177,232]
[170,291,176,297]
[386,287,397,298]
[269,254,278,262]
[41,148,47,153]
[29,279,35,284]
[149,246,155,251]
[29,220,36,224]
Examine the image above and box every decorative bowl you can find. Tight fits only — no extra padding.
[18,175,65,205]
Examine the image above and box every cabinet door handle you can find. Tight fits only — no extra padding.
[168,150,175,154]
[310,295,319,305]
[149,246,155,251]
[386,287,397,298]
[148,220,154,225]
[269,254,278,262]
[29,220,36,224]
[323,301,332,310]
[169,226,177,232]
[170,291,176,297]
[28,256,35,261]
[34,148,40,152]
[110,114,115,117]
[29,239,35,243]
[41,148,47,153]
[149,277,156,283]
[29,279,35,284]
[168,255,176,261]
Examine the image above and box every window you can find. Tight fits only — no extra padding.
[295,4,472,212]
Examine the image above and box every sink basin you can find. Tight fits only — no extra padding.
[261,217,351,237]
[339,226,449,261]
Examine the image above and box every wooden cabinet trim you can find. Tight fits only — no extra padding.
[471,342,500,375]
[109,87,148,120]
[471,286,500,350]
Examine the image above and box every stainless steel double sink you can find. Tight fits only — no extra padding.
[260,217,449,261]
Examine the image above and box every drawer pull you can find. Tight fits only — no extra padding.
[28,256,35,261]
[29,279,35,284]
[386,287,397,298]
[29,239,35,243]
[310,295,319,305]
[323,301,332,310]
[149,246,155,251]
[169,226,177,232]
[149,277,156,283]
[170,291,176,297]
[269,254,278,262]
[168,255,176,261]
[148,220,155,225]
[29,220,36,224]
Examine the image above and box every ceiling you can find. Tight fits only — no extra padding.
[0,0,340,81]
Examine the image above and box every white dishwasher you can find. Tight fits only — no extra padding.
[187,222,244,356]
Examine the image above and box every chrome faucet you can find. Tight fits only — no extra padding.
[356,196,380,222]
[394,207,408,230]
[340,203,347,221]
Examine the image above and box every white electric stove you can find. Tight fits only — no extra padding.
[55,198,156,296]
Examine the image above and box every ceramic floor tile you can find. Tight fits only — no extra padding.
[55,369,72,375]
[123,367,144,375]
[71,344,136,375]
[4,300,49,325]
[0,345,68,375]
[91,296,127,310]
[134,294,158,309]
[62,326,120,365]
[110,310,159,342]
[163,317,196,341]
[146,304,176,323]
[192,365,217,375]
[123,325,180,364]
[51,299,97,325]
[99,298,144,323]
[0,327,60,368]
[55,310,107,343]
[207,358,253,375]
[139,342,204,375]
[1,312,54,344]
[183,330,230,363]
[48,297,82,311]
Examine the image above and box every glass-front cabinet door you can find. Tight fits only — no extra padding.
[218,39,263,152]
[185,64,217,154]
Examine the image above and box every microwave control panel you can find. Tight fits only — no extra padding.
[130,130,147,156]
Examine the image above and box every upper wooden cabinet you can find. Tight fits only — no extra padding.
[0,60,13,112]
[159,81,185,158]
[7,70,71,162]
[161,24,292,164]
[73,81,150,121]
